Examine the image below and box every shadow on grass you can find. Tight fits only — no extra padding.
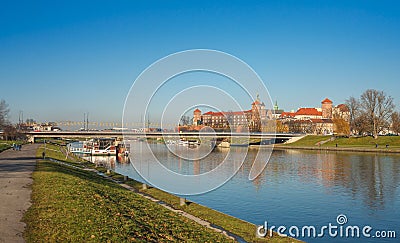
[35,159,127,192]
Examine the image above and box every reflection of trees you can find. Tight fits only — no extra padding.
[341,154,400,209]
[308,152,400,210]
[247,149,400,210]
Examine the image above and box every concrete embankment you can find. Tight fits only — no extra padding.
[274,145,400,153]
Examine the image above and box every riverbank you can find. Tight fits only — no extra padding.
[276,135,400,153]
[25,143,300,242]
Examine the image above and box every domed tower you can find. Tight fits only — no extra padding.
[321,98,333,119]
[193,108,202,125]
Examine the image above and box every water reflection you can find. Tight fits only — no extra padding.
[263,150,400,211]
[83,142,400,242]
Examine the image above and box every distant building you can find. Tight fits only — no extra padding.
[279,98,350,135]
[186,97,350,135]
[271,100,285,119]
[32,122,61,132]
[191,95,269,132]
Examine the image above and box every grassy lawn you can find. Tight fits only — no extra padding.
[0,140,24,152]
[28,142,300,242]
[281,135,331,147]
[126,181,299,243]
[25,149,232,242]
[279,135,400,150]
[324,136,400,148]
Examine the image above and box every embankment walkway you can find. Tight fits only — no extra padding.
[0,144,39,243]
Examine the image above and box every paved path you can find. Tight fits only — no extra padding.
[0,144,39,243]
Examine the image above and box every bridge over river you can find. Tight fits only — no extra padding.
[24,131,303,144]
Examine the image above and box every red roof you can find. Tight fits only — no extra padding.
[321,98,333,104]
[280,112,295,118]
[202,110,251,116]
[290,118,333,124]
[252,100,261,105]
[194,108,201,113]
[203,111,215,116]
[295,108,322,116]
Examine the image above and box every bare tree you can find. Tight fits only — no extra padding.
[0,99,10,128]
[225,110,234,129]
[333,116,350,136]
[391,111,400,135]
[360,89,395,139]
[345,96,360,134]
[2,124,17,140]
[179,115,191,126]
[353,112,372,135]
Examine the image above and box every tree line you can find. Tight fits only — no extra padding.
[346,89,399,138]
[0,99,25,140]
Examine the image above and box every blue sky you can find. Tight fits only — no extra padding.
[1,0,400,124]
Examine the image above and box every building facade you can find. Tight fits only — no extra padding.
[279,98,350,135]
[192,96,268,132]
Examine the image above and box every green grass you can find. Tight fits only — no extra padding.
[24,151,232,242]
[125,181,300,243]
[279,135,400,151]
[31,142,301,242]
[282,135,331,147]
[324,136,400,148]
[0,140,24,152]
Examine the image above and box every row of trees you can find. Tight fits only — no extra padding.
[0,99,9,128]
[346,89,399,138]
[0,99,22,140]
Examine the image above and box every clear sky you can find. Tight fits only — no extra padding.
[1,0,399,124]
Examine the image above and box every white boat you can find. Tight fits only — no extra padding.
[178,140,189,146]
[69,138,117,156]
[91,145,116,155]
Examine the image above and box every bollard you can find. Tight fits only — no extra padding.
[142,183,147,190]
[180,197,186,206]
[123,175,128,181]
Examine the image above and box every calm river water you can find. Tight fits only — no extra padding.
[85,142,399,243]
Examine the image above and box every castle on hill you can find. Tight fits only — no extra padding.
[183,97,350,135]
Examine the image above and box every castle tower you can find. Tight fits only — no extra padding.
[193,108,202,125]
[274,100,279,111]
[321,98,333,119]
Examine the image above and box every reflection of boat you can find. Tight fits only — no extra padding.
[83,155,116,167]
[177,139,200,148]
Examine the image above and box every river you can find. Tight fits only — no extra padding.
[83,142,399,242]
